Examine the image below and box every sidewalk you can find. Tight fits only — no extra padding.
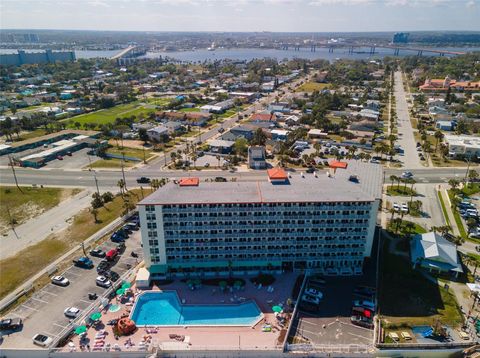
[438,186,461,237]
[0,189,92,260]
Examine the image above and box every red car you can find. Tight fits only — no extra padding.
[105,249,118,262]
[56,155,63,160]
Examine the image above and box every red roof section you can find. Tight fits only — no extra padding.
[179,177,200,186]
[250,113,276,122]
[329,161,348,169]
[267,168,288,180]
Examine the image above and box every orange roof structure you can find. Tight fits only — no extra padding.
[267,168,288,180]
[179,177,200,187]
[329,161,348,169]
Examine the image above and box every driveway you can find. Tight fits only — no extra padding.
[394,71,422,170]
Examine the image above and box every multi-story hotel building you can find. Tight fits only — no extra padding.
[138,161,382,278]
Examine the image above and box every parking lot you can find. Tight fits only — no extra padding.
[40,148,98,170]
[1,228,143,348]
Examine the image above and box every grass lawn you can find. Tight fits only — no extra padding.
[0,189,149,299]
[462,183,480,197]
[14,129,48,142]
[0,186,81,231]
[387,185,418,197]
[387,219,427,236]
[107,146,154,161]
[295,82,331,92]
[179,107,201,112]
[88,158,136,169]
[379,238,463,328]
[64,102,155,127]
[437,190,451,227]
[145,97,172,106]
[447,190,468,240]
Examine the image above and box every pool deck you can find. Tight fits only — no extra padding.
[63,272,299,352]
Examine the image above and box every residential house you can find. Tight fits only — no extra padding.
[435,120,455,131]
[206,139,235,154]
[411,232,463,277]
[444,134,480,159]
[270,129,289,141]
[419,76,480,92]
[147,126,169,142]
[248,146,267,169]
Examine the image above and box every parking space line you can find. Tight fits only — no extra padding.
[79,299,92,304]
[301,320,322,327]
[44,331,60,337]
[21,304,39,312]
[31,296,49,304]
[42,290,58,297]
[66,271,81,277]
[9,312,25,320]
[297,327,318,336]
[53,323,69,329]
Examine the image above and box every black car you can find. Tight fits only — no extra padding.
[116,242,126,253]
[214,177,227,182]
[306,167,315,174]
[136,177,150,184]
[218,127,225,133]
[103,270,120,282]
[0,318,23,331]
[89,248,106,258]
[96,260,111,273]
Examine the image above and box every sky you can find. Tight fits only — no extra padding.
[1,0,480,32]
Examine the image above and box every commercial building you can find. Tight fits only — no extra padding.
[248,146,267,169]
[138,161,382,279]
[444,134,480,159]
[0,50,75,66]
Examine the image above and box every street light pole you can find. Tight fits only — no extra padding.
[8,155,22,193]
[121,152,127,191]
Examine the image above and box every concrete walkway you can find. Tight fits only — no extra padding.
[0,189,92,260]
[394,71,423,169]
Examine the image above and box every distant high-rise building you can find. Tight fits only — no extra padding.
[392,32,409,44]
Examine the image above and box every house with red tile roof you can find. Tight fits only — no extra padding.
[419,76,480,92]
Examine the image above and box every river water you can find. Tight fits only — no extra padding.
[1,46,479,62]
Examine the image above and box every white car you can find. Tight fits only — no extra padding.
[401,171,413,179]
[64,307,80,319]
[305,288,323,299]
[302,294,321,305]
[51,276,69,287]
[401,203,409,213]
[32,334,53,347]
[96,275,112,288]
[393,203,400,212]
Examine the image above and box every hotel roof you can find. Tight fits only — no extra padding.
[139,160,383,206]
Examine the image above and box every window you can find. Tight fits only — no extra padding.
[147,222,157,229]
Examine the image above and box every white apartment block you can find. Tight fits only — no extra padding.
[445,134,480,159]
[138,161,382,279]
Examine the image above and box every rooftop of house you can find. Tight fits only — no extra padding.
[139,160,383,206]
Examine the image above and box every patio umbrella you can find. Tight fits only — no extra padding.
[116,288,126,296]
[272,305,283,313]
[187,279,194,286]
[193,279,202,286]
[121,282,131,289]
[74,326,87,335]
[234,280,243,287]
[90,312,102,321]
[219,280,227,288]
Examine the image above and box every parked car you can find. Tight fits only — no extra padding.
[73,257,93,269]
[64,307,81,319]
[105,249,118,262]
[103,270,120,282]
[401,203,409,213]
[124,222,139,231]
[111,232,125,243]
[353,300,375,310]
[214,177,227,182]
[302,294,321,305]
[393,203,400,212]
[218,127,225,133]
[136,177,150,184]
[51,275,69,287]
[0,318,23,331]
[306,167,316,174]
[116,242,126,253]
[96,276,112,288]
[305,288,323,299]
[89,248,106,258]
[56,155,63,160]
[32,334,53,347]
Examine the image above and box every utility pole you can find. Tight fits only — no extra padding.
[464,153,472,185]
[81,242,87,257]
[8,155,22,193]
[6,204,19,239]
[93,170,100,197]
[142,146,146,164]
[121,152,127,191]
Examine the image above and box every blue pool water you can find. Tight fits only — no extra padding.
[131,291,263,326]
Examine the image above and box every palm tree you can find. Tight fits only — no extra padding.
[216,155,221,168]
[434,130,444,152]
[448,179,460,192]
[468,169,479,187]
[122,198,135,215]
[117,179,126,196]
[389,175,398,189]
[90,208,99,223]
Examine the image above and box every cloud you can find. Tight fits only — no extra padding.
[308,0,373,5]
[87,0,110,7]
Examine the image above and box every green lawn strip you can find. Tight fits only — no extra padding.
[0,186,80,229]
[387,219,426,235]
[88,158,136,169]
[0,189,147,299]
[379,238,463,329]
[106,146,154,161]
[462,183,480,197]
[179,108,201,112]
[437,190,451,227]
[447,190,468,240]
[14,129,48,142]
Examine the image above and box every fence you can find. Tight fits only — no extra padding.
[281,274,307,351]
[285,343,373,354]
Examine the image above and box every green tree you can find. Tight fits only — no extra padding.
[252,128,267,146]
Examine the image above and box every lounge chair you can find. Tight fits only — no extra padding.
[400,331,412,340]
[389,332,399,342]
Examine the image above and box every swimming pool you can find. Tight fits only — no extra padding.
[130,291,263,326]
